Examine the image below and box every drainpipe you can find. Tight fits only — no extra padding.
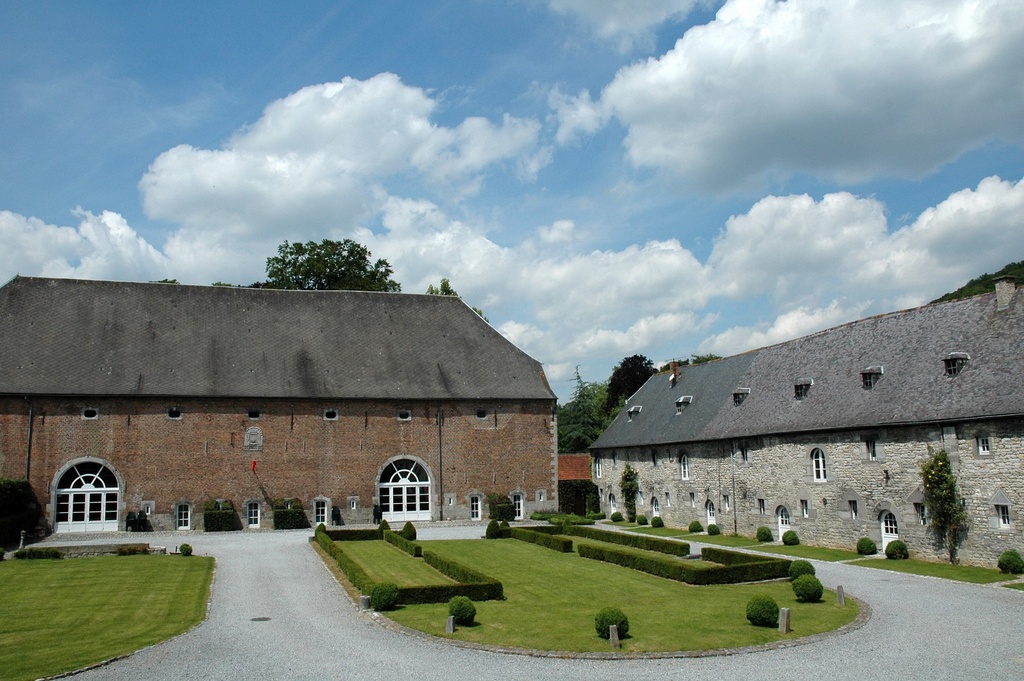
[436,402,444,521]
[24,399,34,480]
[730,442,738,536]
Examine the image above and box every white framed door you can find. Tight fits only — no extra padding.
[706,500,716,526]
[379,459,432,522]
[54,461,120,532]
[880,511,899,551]
[777,506,791,538]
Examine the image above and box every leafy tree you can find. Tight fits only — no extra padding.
[257,239,401,292]
[920,448,969,563]
[604,354,656,415]
[425,277,487,321]
[210,281,238,287]
[931,259,1024,303]
[619,464,639,523]
[557,369,610,452]
[658,353,722,372]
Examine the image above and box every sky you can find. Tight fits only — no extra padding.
[2,0,1023,403]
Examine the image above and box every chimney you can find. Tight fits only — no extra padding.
[995,276,1016,311]
[669,361,679,387]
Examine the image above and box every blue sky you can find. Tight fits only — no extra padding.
[2,1,1023,402]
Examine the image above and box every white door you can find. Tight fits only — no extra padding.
[379,459,432,522]
[880,511,899,551]
[706,500,716,526]
[54,462,120,532]
[777,506,791,538]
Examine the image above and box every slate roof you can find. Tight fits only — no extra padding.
[593,286,1024,450]
[0,276,555,401]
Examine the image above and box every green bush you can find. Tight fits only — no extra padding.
[485,519,501,539]
[610,512,624,522]
[745,594,779,627]
[378,519,391,532]
[546,513,594,526]
[636,514,648,526]
[651,516,664,528]
[448,596,477,625]
[500,520,510,528]
[179,543,193,557]
[323,527,382,541]
[586,512,606,520]
[272,502,309,530]
[421,550,504,601]
[707,523,721,536]
[370,582,400,611]
[856,537,877,555]
[203,500,237,531]
[998,549,1024,575]
[688,520,703,533]
[788,559,815,580]
[384,530,422,557]
[577,543,789,585]
[594,607,629,639]
[885,540,909,560]
[756,526,773,542]
[487,493,515,522]
[510,528,573,552]
[782,530,800,545]
[792,574,824,602]
[14,547,62,560]
[116,544,149,556]
[400,521,417,541]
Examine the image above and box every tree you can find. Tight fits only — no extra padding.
[620,464,639,523]
[425,277,487,321]
[604,354,656,415]
[658,353,722,372]
[557,369,610,452]
[920,448,969,563]
[257,239,401,292]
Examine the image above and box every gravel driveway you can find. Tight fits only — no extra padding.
[59,527,1024,680]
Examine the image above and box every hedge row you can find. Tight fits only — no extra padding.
[323,527,383,541]
[314,526,376,593]
[421,550,504,601]
[510,528,574,553]
[273,509,309,530]
[203,500,237,532]
[577,544,790,585]
[14,547,63,560]
[563,525,690,556]
[696,548,792,584]
[384,529,422,557]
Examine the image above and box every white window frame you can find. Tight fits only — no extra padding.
[636,490,644,507]
[996,504,1011,528]
[811,448,827,481]
[609,493,617,513]
[594,455,603,478]
[865,439,877,461]
[651,497,660,517]
[512,493,524,520]
[680,454,689,480]
[176,503,191,530]
[470,495,481,521]
[977,436,991,456]
[314,500,328,525]
[800,499,809,518]
[723,494,731,513]
[914,502,928,525]
[758,498,766,515]
[849,499,858,520]
[664,490,671,507]
[247,501,261,528]
[690,492,696,508]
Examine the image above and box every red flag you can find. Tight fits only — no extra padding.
[251,460,257,472]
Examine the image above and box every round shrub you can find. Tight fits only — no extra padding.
[792,574,824,603]
[485,519,501,539]
[782,530,800,546]
[707,523,721,536]
[610,511,624,522]
[756,526,773,542]
[370,582,400,611]
[594,607,629,639]
[500,520,510,528]
[885,540,909,560]
[179,543,193,557]
[651,516,665,528]
[856,537,877,556]
[378,519,391,532]
[998,549,1024,575]
[789,559,815,580]
[745,594,779,627]
[448,596,477,625]
[688,520,704,533]
[636,514,648,526]
[400,521,417,541]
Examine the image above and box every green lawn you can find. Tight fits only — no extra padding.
[1003,582,1024,591]
[382,539,859,653]
[627,526,691,538]
[847,557,1010,583]
[749,544,861,562]
[0,555,214,681]
[340,540,454,585]
[688,533,762,547]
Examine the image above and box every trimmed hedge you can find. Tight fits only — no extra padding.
[610,512,624,522]
[400,522,417,541]
[14,547,62,560]
[323,527,383,541]
[485,519,501,539]
[782,530,800,545]
[448,596,476,625]
[370,582,400,611]
[756,526,773,542]
[203,500,238,532]
[651,516,664,528]
[998,549,1024,575]
[636,514,648,526]
[885,540,909,560]
[487,493,515,522]
[421,550,504,602]
[116,544,150,556]
[688,520,703,533]
[595,607,629,639]
[789,559,815,580]
[510,528,574,552]
[746,594,779,627]
[856,537,878,555]
[273,509,309,530]
[563,525,690,556]
[384,529,422,557]
[792,574,823,602]
[577,544,791,585]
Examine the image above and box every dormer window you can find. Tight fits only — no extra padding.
[733,388,750,406]
[944,352,969,377]
[626,405,642,421]
[674,395,693,414]
[794,378,813,400]
[861,366,884,389]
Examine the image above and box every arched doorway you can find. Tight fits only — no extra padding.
[777,505,791,538]
[706,499,716,526]
[378,458,431,522]
[54,460,120,532]
[880,511,899,551]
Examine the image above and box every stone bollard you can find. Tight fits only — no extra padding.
[836,585,846,606]
[778,607,791,633]
[608,624,621,649]
[20,530,26,550]
[446,616,455,634]
[359,595,371,610]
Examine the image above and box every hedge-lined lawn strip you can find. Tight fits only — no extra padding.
[339,540,454,586]
[0,555,213,681]
[847,557,1009,583]
[749,544,861,561]
[686,534,761,547]
[569,537,713,570]
[385,539,858,653]
[625,526,691,538]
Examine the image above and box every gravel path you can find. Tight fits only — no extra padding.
[56,527,1024,680]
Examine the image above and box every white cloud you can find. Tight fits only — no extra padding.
[700,300,870,356]
[597,0,1024,191]
[547,0,704,52]
[549,88,605,146]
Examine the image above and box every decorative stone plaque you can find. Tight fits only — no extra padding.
[244,426,264,451]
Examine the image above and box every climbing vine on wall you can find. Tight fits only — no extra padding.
[620,464,639,523]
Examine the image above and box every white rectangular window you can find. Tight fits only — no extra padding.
[636,490,644,507]
[800,499,809,518]
[758,498,766,515]
[680,454,689,480]
[247,502,260,528]
[977,436,991,455]
[314,500,327,525]
[690,492,696,508]
[914,502,928,525]
[594,455,603,478]
[996,504,1011,528]
[176,504,190,530]
[470,495,481,521]
[611,452,617,468]
[849,500,858,520]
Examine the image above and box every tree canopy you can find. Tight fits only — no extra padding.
[557,369,612,453]
[256,239,401,292]
[604,354,656,415]
[931,259,1024,303]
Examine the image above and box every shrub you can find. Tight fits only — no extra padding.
[856,537,878,555]
[594,607,629,640]
[707,524,721,536]
[586,512,606,521]
[782,530,800,545]
[548,513,594,526]
[636,514,648,526]
[14,547,62,560]
[400,521,417,541]
[448,596,477,625]
[610,511,624,522]
[792,574,824,603]
[370,582,400,611]
[179,543,193,557]
[688,520,703,533]
[745,594,779,627]
[487,493,515,522]
[203,499,237,532]
[116,544,149,556]
[485,519,501,539]
[500,520,510,528]
[998,549,1024,575]
[565,525,689,556]
[885,540,909,560]
[511,528,573,552]
[788,559,815,580]
[384,530,422,557]
[756,526,773,542]
[378,519,391,532]
[651,516,664,528]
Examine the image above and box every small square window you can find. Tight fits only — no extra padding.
[977,436,991,455]
[323,409,338,421]
[664,491,671,507]
[865,438,878,461]
[861,372,880,389]
[81,407,99,420]
[397,409,412,421]
[247,409,261,420]
[733,388,750,406]
[944,353,969,376]
[794,383,810,400]
[167,407,183,420]
[996,504,1011,528]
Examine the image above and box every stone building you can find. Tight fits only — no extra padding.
[591,278,1024,565]
[0,276,557,533]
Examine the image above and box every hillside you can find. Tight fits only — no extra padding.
[931,260,1024,303]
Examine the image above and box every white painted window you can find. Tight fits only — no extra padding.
[314,500,327,525]
[690,492,696,508]
[680,454,689,480]
[723,495,731,512]
[914,502,928,525]
[651,497,660,517]
[470,495,481,521]
[996,504,1011,528]
[594,455,602,478]
[247,502,260,528]
[636,490,644,507]
[849,500,858,520]
[977,436,991,455]
[811,448,827,481]
[609,493,617,513]
[801,499,809,518]
[758,498,766,515]
[706,500,716,526]
[176,503,191,530]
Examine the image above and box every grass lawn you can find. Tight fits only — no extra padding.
[688,533,761,547]
[626,525,690,538]
[340,540,454,585]
[847,557,1010,583]
[1003,582,1024,591]
[749,544,861,562]
[0,555,213,681]
[382,539,859,653]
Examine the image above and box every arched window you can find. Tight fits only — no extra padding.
[378,459,431,522]
[609,493,617,513]
[680,453,690,480]
[811,448,827,481]
[777,505,791,538]
[706,499,716,525]
[651,497,660,517]
[54,461,120,532]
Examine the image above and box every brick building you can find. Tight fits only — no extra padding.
[591,278,1024,565]
[0,277,557,532]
